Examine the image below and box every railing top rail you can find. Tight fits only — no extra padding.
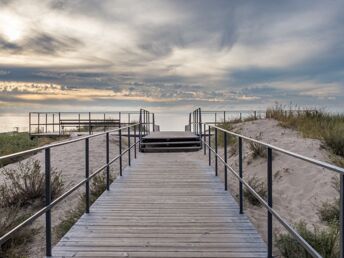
[0,123,140,162]
[204,123,344,175]
[201,110,266,113]
[29,111,144,114]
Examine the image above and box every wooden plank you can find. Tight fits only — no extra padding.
[52,152,266,258]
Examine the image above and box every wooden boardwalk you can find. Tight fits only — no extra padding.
[52,152,267,258]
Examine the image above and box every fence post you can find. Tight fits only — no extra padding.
[45,148,52,257]
[38,113,40,134]
[203,123,206,155]
[239,137,243,214]
[208,125,211,166]
[199,108,202,141]
[224,133,227,191]
[189,113,191,131]
[106,132,110,190]
[340,174,344,258]
[29,112,31,135]
[215,128,218,176]
[223,111,226,123]
[139,110,142,152]
[134,125,137,159]
[88,112,91,134]
[267,147,273,258]
[119,129,122,176]
[128,126,131,166]
[85,138,90,213]
[45,113,48,133]
[153,113,155,132]
[58,112,61,135]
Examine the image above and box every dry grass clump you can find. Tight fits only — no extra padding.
[275,221,339,258]
[249,142,267,159]
[0,159,64,208]
[266,104,344,159]
[243,176,267,206]
[0,207,37,258]
[55,172,115,239]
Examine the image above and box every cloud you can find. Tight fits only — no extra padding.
[0,0,343,111]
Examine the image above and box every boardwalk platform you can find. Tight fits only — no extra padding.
[52,152,266,258]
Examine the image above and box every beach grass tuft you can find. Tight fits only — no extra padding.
[243,176,267,206]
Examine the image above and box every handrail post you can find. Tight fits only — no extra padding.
[239,137,243,214]
[267,147,273,258]
[189,113,191,131]
[128,126,131,166]
[153,113,155,132]
[88,112,91,134]
[45,148,52,257]
[199,108,202,144]
[340,174,344,258]
[38,113,40,134]
[224,132,227,191]
[58,112,61,135]
[85,138,90,213]
[203,123,206,155]
[29,112,31,135]
[134,125,137,159]
[106,132,110,190]
[119,129,123,176]
[139,109,142,152]
[208,125,211,166]
[215,128,218,176]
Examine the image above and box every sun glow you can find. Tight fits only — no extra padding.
[0,12,24,42]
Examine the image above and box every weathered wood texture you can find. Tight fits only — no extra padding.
[52,152,266,258]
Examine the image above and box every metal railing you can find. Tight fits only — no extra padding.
[29,110,156,135]
[189,108,344,258]
[0,109,152,257]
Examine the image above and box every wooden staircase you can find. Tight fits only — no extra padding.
[141,131,201,152]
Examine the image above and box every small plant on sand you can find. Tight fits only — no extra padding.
[0,159,64,207]
[243,176,267,206]
[317,177,340,225]
[55,172,115,238]
[0,207,37,258]
[275,221,339,258]
[249,142,267,159]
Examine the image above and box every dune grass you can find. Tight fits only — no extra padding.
[0,132,67,166]
[266,105,344,159]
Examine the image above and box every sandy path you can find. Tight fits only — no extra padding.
[197,119,339,256]
[0,132,135,258]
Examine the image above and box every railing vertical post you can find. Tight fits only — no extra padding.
[267,147,273,258]
[199,108,202,140]
[119,129,123,176]
[215,128,218,176]
[78,113,81,132]
[153,113,155,132]
[106,132,110,190]
[128,126,131,166]
[223,111,226,123]
[58,112,61,135]
[45,148,52,257]
[29,112,31,135]
[88,112,91,134]
[203,123,206,155]
[208,125,211,166]
[139,110,142,152]
[189,113,191,131]
[38,113,40,134]
[45,113,48,133]
[134,125,137,159]
[224,133,227,191]
[85,138,90,213]
[239,137,243,214]
[119,112,121,127]
[52,113,55,133]
[215,112,217,125]
[340,174,344,258]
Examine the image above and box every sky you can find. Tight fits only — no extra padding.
[0,0,344,114]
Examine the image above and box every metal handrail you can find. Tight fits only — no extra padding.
[0,108,153,256]
[189,107,344,258]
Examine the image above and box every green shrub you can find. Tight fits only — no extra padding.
[243,176,267,206]
[318,199,339,225]
[275,221,339,258]
[0,159,64,207]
